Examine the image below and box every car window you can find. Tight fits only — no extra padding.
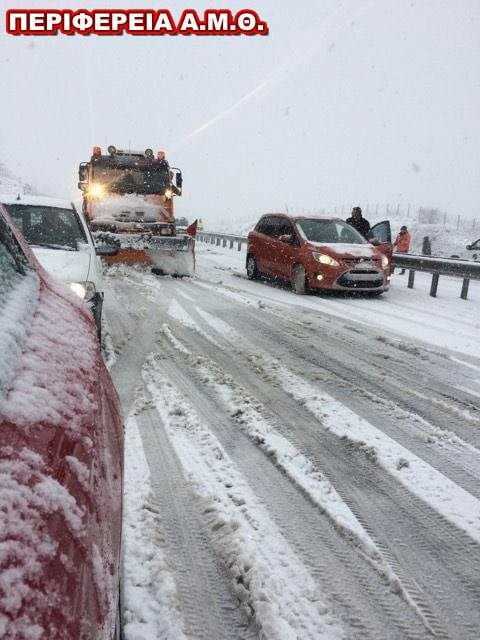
[276,220,295,236]
[256,217,275,236]
[6,204,88,251]
[0,217,28,310]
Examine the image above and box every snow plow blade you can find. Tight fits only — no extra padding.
[94,232,195,276]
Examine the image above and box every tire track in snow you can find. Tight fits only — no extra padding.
[136,397,256,640]
[150,332,434,640]
[181,281,480,493]
[159,298,480,640]
[142,356,346,640]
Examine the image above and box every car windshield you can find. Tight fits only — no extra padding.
[296,219,367,244]
[92,164,169,195]
[6,204,87,250]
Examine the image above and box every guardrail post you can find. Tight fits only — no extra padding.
[229,239,234,249]
[222,238,227,248]
[407,270,415,288]
[430,273,439,297]
[210,236,214,244]
[237,241,242,251]
[216,237,220,246]
[461,278,470,300]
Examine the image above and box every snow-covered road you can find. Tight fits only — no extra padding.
[105,244,480,640]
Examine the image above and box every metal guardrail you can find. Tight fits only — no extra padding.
[393,253,480,299]
[197,232,480,300]
[197,231,247,251]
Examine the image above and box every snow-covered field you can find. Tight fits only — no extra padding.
[106,243,480,640]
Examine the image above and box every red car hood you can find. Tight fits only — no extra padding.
[307,242,378,260]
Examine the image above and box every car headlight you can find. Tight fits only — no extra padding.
[69,281,96,301]
[313,253,340,267]
[381,255,389,269]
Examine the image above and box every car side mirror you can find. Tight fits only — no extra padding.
[278,234,294,244]
[96,243,119,257]
[175,172,183,190]
[369,238,380,246]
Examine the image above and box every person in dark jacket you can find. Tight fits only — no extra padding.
[346,206,371,239]
[422,236,431,255]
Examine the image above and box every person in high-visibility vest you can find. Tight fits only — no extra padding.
[393,225,411,274]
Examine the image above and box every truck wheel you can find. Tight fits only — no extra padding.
[246,254,259,280]
[292,265,308,295]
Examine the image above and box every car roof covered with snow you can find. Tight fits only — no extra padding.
[0,192,73,210]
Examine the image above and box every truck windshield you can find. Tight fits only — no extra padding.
[6,204,87,250]
[296,219,367,244]
[92,165,169,195]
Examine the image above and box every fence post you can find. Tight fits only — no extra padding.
[229,239,234,249]
[430,273,440,297]
[461,278,470,300]
[222,238,227,247]
[237,241,242,251]
[216,237,220,246]
[407,270,415,288]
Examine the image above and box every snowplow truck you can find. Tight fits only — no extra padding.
[78,145,194,275]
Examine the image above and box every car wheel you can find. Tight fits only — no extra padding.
[292,265,308,295]
[246,254,259,280]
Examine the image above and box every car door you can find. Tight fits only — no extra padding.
[369,220,393,261]
[271,218,300,279]
[252,215,278,275]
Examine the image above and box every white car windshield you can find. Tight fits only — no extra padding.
[296,219,367,244]
[6,204,87,251]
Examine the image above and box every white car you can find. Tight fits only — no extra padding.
[0,193,117,338]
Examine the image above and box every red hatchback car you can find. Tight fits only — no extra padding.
[247,214,392,295]
[0,205,123,640]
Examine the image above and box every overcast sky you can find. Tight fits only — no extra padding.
[1,0,479,223]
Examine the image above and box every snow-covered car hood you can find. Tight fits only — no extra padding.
[32,247,91,284]
[307,242,376,259]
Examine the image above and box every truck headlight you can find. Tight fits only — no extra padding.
[313,253,339,267]
[69,281,96,301]
[381,255,389,269]
[87,183,105,199]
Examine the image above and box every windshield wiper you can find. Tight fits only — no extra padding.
[31,243,77,251]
